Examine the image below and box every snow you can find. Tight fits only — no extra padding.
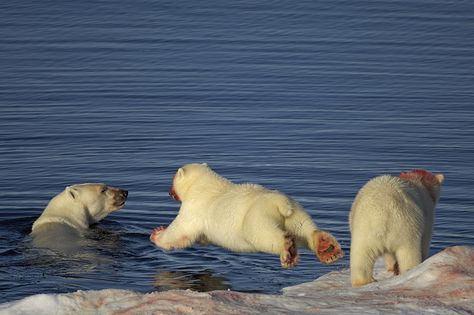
[1,246,473,315]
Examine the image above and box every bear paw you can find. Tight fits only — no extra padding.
[352,277,376,288]
[280,235,299,268]
[150,226,167,245]
[313,230,343,264]
[386,262,400,275]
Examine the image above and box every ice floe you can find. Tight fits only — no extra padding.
[1,246,472,314]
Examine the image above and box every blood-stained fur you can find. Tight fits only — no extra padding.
[151,163,343,268]
[349,169,444,287]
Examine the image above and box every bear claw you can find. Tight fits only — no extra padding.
[150,226,167,243]
[280,235,299,268]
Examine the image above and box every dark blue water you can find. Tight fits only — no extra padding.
[1,0,473,303]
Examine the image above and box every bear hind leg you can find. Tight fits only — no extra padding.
[280,234,299,268]
[243,213,299,268]
[350,245,376,288]
[395,245,422,274]
[384,253,399,275]
[312,230,343,264]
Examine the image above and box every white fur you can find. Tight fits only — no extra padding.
[151,163,343,267]
[31,183,127,251]
[349,173,444,287]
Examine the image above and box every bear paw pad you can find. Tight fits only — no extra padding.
[314,230,343,264]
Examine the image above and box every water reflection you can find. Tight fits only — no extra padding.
[153,270,231,292]
[24,223,124,273]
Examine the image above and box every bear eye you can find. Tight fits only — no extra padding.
[101,186,108,193]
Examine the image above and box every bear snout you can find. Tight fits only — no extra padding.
[113,189,128,207]
[120,189,128,198]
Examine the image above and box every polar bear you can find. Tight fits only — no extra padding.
[150,163,343,268]
[349,169,444,287]
[31,183,128,251]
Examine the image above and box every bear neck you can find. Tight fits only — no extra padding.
[410,179,440,205]
[41,192,91,229]
[410,181,438,209]
[183,171,231,201]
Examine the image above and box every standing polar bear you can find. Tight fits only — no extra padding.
[150,163,343,268]
[31,183,128,251]
[349,169,444,287]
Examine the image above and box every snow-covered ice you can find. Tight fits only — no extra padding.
[1,246,473,315]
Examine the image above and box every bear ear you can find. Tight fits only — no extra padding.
[202,162,208,167]
[66,186,77,199]
[177,167,185,178]
[435,174,445,184]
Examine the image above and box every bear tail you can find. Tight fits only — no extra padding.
[270,193,294,217]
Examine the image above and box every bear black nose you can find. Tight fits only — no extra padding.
[122,190,128,198]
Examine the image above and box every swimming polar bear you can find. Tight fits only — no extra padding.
[150,163,343,268]
[31,183,128,251]
[349,169,444,287]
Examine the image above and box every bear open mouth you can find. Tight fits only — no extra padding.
[169,187,180,201]
[112,198,126,208]
[116,200,126,207]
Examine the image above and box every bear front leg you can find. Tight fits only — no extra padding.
[312,230,343,264]
[150,223,195,250]
[150,226,167,247]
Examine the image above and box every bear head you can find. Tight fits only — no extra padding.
[399,169,444,203]
[169,163,210,202]
[66,183,128,224]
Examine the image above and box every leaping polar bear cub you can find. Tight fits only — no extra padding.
[349,169,444,287]
[150,163,343,268]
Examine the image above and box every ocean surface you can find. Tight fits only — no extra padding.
[0,0,473,303]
